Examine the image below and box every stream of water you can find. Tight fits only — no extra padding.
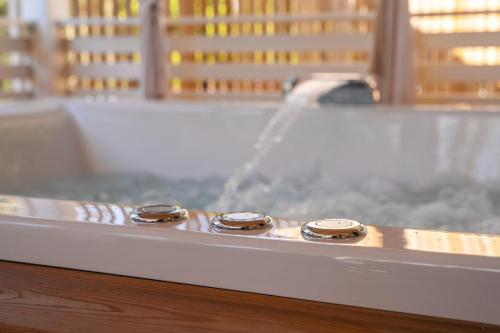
[213,104,304,211]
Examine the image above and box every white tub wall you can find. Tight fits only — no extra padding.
[67,100,500,186]
[0,101,88,192]
[255,107,500,186]
[66,100,276,179]
[1,99,500,190]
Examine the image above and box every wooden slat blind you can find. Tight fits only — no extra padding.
[55,0,500,104]
[0,0,378,101]
[0,12,35,99]
[58,0,141,96]
[57,0,377,99]
[163,0,377,100]
[410,1,500,104]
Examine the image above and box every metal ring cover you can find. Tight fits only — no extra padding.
[212,212,273,230]
[301,219,366,240]
[130,204,188,224]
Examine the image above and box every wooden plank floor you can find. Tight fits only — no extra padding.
[0,261,498,333]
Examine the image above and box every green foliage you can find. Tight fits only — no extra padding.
[0,0,7,17]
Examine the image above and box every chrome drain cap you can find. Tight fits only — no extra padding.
[212,212,273,230]
[130,204,188,224]
[301,219,366,240]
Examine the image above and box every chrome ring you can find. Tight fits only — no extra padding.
[301,219,367,240]
[211,212,273,231]
[130,204,188,224]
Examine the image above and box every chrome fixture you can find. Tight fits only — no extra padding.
[284,73,379,106]
[282,76,300,96]
[130,204,188,224]
[211,212,273,231]
[301,219,367,240]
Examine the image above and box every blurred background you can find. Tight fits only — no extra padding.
[0,0,499,104]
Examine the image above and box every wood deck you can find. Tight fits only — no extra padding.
[0,261,498,333]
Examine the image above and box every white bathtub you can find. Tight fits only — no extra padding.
[0,99,499,325]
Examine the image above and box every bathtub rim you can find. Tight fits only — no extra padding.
[0,194,499,326]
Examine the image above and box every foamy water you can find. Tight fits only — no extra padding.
[14,172,500,235]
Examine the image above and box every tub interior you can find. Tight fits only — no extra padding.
[1,99,499,234]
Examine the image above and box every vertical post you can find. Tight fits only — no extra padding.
[7,0,22,94]
[19,0,69,96]
[140,0,166,99]
[7,0,20,20]
[371,0,415,104]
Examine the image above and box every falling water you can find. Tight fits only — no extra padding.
[213,104,304,211]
